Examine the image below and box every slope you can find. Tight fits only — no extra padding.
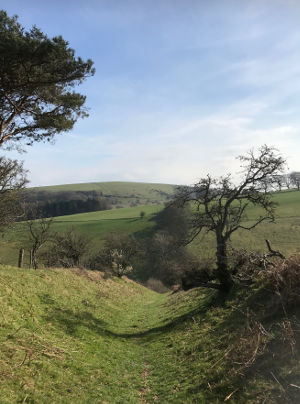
[1,265,300,403]
[31,181,176,206]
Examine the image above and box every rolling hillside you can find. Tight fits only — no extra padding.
[31,181,176,207]
[2,188,300,269]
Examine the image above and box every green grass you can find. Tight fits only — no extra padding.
[0,205,163,268]
[0,266,163,403]
[3,189,300,268]
[54,204,163,222]
[245,189,300,219]
[0,266,299,403]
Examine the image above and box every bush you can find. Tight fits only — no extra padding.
[145,278,170,294]
[90,230,144,278]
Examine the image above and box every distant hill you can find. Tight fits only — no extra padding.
[30,181,176,207]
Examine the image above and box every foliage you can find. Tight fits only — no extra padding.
[144,230,200,286]
[22,189,112,218]
[91,229,144,277]
[142,203,197,286]
[4,189,300,269]
[0,156,28,232]
[29,181,175,206]
[155,202,190,243]
[173,145,286,292]
[0,10,95,150]
[144,277,170,293]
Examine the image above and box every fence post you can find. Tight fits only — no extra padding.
[18,249,24,268]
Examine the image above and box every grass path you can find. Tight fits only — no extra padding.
[0,266,167,404]
[1,266,300,403]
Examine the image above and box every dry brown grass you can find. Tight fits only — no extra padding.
[261,253,300,307]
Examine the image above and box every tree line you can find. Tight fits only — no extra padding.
[262,172,300,191]
[23,190,112,218]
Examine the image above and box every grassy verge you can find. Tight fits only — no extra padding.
[0,266,162,403]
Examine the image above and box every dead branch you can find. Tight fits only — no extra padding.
[265,239,285,259]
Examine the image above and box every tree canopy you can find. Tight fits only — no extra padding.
[0,10,95,150]
[173,145,286,292]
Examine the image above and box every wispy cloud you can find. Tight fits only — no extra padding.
[2,0,300,186]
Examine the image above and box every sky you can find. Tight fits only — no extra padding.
[2,0,300,187]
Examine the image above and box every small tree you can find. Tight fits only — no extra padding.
[0,11,95,150]
[173,145,286,292]
[91,230,143,277]
[290,171,300,190]
[283,173,292,190]
[50,227,91,268]
[140,211,146,219]
[272,174,284,191]
[21,209,54,269]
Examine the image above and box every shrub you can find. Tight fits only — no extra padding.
[145,278,169,294]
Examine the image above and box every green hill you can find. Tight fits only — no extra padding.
[31,181,176,206]
[0,265,299,403]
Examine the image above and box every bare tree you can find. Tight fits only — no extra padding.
[260,176,271,193]
[272,174,284,191]
[51,227,91,268]
[283,173,292,190]
[290,171,300,190]
[21,209,54,269]
[173,145,286,292]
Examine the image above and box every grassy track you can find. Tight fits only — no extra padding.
[0,266,299,403]
[0,266,163,403]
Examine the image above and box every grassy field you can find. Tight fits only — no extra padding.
[0,204,164,268]
[2,189,300,268]
[50,189,300,259]
[0,265,299,403]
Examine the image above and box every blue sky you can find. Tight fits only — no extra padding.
[2,0,300,186]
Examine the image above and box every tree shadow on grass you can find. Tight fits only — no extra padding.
[39,293,116,339]
[133,227,156,239]
[38,288,226,343]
